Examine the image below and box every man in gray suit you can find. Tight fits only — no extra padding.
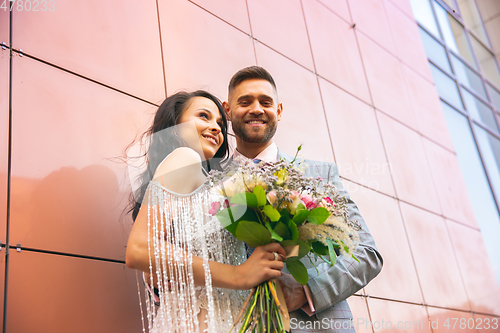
[223,66,383,332]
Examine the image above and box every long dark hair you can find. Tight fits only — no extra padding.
[127,90,229,220]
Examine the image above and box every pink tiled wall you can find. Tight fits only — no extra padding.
[1,0,499,331]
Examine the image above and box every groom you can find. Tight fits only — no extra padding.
[223,66,383,332]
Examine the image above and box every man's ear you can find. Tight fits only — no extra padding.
[222,101,231,121]
[276,103,283,121]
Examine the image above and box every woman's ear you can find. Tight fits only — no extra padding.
[222,101,231,121]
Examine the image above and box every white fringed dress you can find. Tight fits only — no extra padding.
[143,181,247,333]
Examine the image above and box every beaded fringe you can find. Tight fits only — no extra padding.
[141,181,248,333]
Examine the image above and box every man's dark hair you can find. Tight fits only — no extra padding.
[228,66,277,99]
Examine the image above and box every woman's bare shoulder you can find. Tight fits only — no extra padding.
[153,147,205,193]
[154,147,201,176]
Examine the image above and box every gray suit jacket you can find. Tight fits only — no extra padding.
[278,149,383,333]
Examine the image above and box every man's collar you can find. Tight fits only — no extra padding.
[233,142,279,163]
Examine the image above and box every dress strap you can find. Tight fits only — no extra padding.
[201,166,209,177]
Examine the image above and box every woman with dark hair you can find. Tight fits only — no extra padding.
[125,91,285,333]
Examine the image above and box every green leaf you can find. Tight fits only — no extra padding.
[327,239,337,266]
[279,209,290,218]
[253,185,267,207]
[340,240,349,253]
[281,240,310,260]
[296,203,306,211]
[216,205,259,234]
[230,192,258,208]
[265,222,283,242]
[319,255,332,266]
[311,241,329,255]
[307,207,330,225]
[292,209,309,225]
[235,221,272,247]
[216,207,234,227]
[279,215,290,224]
[352,254,360,264]
[287,219,299,240]
[263,205,281,222]
[273,222,291,240]
[286,260,309,285]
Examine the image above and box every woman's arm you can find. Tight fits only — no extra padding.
[126,197,286,290]
[125,147,286,290]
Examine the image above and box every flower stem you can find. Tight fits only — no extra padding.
[229,287,255,333]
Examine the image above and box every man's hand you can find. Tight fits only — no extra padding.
[278,272,308,312]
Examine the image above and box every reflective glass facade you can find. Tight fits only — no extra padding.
[410,0,500,286]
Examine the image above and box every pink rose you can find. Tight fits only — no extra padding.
[301,193,317,210]
[209,201,221,216]
[288,197,303,214]
[267,191,277,206]
[306,201,317,209]
[289,190,300,201]
[324,197,333,205]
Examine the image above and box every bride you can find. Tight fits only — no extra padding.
[125,91,286,333]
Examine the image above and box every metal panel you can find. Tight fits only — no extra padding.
[366,298,433,333]
[10,55,153,260]
[11,0,165,103]
[247,0,314,71]
[447,220,500,316]
[0,6,8,45]
[6,250,142,333]
[0,42,8,243]
[347,182,423,304]
[377,112,442,214]
[189,0,251,34]
[319,78,395,196]
[400,202,470,310]
[358,33,417,130]
[349,0,396,55]
[159,0,255,98]
[254,43,332,163]
[302,0,371,104]
[0,252,5,330]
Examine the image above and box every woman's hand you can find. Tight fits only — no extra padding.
[234,243,287,290]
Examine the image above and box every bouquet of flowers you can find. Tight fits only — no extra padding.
[208,147,361,333]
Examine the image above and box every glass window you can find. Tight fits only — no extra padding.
[430,63,464,109]
[451,54,487,99]
[474,125,500,202]
[462,89,499,133]
[441,102,500,287]
[409,0,441,38]
[487,84,500,111]
[456,0,490,47]
[470,36,500,88]
[435,2,476,67]
[419,27,452,73]
[435,2,458,51]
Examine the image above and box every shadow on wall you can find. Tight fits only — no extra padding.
[11,164,131,258]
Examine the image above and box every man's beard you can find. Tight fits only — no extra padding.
[231,117,278,144]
